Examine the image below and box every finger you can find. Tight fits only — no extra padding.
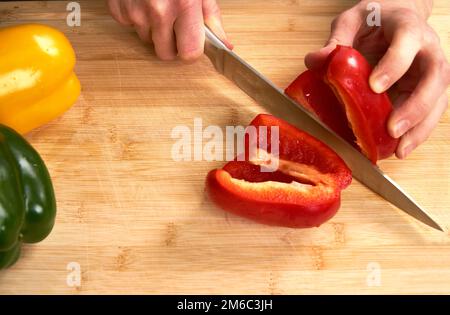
[124,3,152,43]
[326,8,364,47]
[174,1,205,62]
[305,8,363,70]
[203,0,233,49]
[369,26,422,93]
[151,13,177,60]
[135,24,152,43]
[107,0,132,25]
[388,55,448,138]
[396,93,448,159]
[304,45,338,71]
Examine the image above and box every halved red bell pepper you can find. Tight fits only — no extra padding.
[285,45,398,163]
[206,114,352,228]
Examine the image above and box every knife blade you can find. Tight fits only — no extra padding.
[203,26,443,231]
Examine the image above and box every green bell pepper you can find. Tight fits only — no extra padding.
[0,125,56,269]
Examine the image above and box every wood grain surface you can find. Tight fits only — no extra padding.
[0,0,449,294]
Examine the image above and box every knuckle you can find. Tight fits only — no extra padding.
[107,4,128,25]
[408,137,420,149]
[330,17,339,31]
[116,15,131,26]
[429,60,443,76]
[206,2,221,16]
[357,0,369,6]
[149,0,170,22]
[175,19,204,61]
[329,10,357,42]
[331,11,350,27]
[157,51,176,61]
[179,52,201,62]
[396,14,424,42]
[399,9,420,22]
[179,46,203,62]
[431,58,450,85]
[331,11,351,29]
[423,26,441,46]
[396,8,423,29]
[109,11,122,24]
[420,128,433,144]
[336,6,361,25]
[128,10,146,26]
[177,0,197,13]
[413,99,431,118]
[401,25,423,44]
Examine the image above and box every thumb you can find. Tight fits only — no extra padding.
[305,9,363,70]
[203,0,233,49]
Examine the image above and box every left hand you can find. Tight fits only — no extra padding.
[305,0,450,159]
[107,0,232,61]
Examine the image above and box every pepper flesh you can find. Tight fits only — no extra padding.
[0,24,80,134]
[285,45,398,163]
[0,124,56,269]
[285,69,357,148]
[206,114,352,228]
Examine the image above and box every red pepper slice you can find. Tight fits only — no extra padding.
[285,45,399,163]
[206,114,352,228]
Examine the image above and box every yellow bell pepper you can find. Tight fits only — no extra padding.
[0,24,80,134]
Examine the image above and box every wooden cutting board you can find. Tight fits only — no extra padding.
[0,0,449,294]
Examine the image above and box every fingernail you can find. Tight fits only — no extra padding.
[371,73,389,93]
[223,38,234,50]
[402,144,414,158]
[393,120,410,138]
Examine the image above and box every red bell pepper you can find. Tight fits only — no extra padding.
[206,114,352,228]
[285,45,398,163]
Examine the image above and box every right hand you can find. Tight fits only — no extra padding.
[305,0,450,159]
[107,0,233,61]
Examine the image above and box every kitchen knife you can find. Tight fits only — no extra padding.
[203,26,444,231]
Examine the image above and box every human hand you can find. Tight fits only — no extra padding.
[305,0,450,159]
[107,0,233,61]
